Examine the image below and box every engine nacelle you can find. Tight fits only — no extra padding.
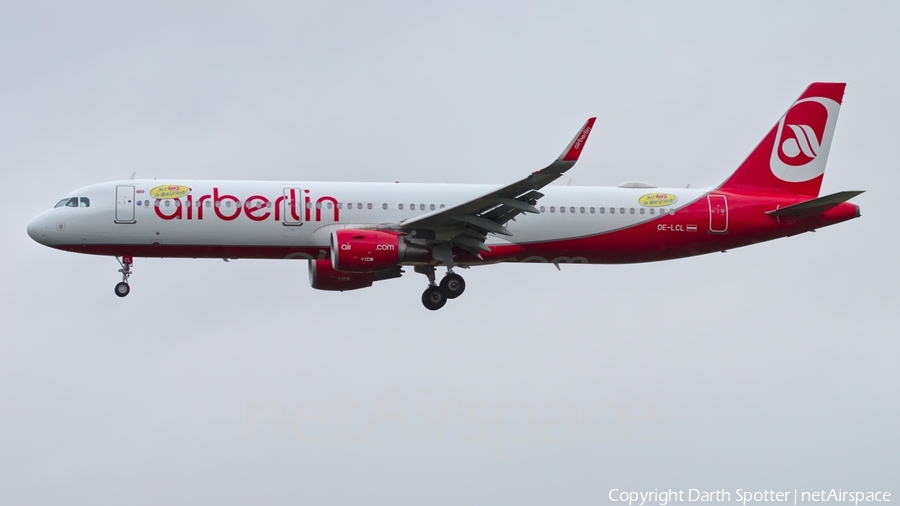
[331,229,429,272]
[308,259,404,291]
[309,259,373,291]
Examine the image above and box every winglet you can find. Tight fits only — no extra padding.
[558,117,596,162]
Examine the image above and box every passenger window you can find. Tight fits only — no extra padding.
[540,206,546,213]
[570,207,575,213]
[368,203,373,210]
[205,201,211,207]
[650,208,655,215]
[165,200,172,207]
[590,207,595,214]
[550,206,555,213]
[560,206,566,213]
[580,207,585,214]
[382,203,388,210]
[399,204,404,210]
[620,207,625,214]
[430,204,435,211]
[419,204,425,210]
[440,204,445,209]
[610,207,615,214]
[629,208,635,214]
[80,197,90,208]
[640,208,645,214]
[358,203,363,210]
[410,204,415,209]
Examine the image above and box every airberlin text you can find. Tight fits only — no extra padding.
[152,188,340,222]
[608,489,891,505]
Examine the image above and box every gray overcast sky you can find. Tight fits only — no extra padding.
[1,1,897,504]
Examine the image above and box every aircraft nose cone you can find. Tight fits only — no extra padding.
[27,214,49,245]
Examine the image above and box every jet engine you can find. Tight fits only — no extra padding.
[330,229,429,272]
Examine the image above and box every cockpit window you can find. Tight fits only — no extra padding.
[54,197,88,208]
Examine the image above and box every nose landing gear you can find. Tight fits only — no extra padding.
[115,256,133,298]
[415,266,466,310]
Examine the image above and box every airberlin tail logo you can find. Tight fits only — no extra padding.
[770,96,840,183]
[782,124,821,159]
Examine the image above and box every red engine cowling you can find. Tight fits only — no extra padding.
[331,229,429,272]
[308,259,373,291]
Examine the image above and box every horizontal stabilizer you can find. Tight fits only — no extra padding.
[766,190,864,217]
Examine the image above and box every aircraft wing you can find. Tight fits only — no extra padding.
[394,117,596,257]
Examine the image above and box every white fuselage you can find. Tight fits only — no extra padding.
[28,179,705,259]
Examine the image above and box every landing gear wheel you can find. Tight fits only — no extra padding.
[114,256,134,298]
[114,282,130,298]
[440,273,466,299]
[422,286,447,311]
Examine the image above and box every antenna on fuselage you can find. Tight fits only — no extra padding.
[129,172,136,180]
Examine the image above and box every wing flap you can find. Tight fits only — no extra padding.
[452,215,513,236]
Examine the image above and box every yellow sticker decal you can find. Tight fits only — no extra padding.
[149,185,191,199]
[638,193,678,207]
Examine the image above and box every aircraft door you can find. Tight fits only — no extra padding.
[282,187,303,226]
[115,185,136,224]
[708,194,728,233]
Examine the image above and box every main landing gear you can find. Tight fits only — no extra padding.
[415,266,466,311]
[115,256,133,298]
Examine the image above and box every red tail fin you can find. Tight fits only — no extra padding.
[719,82,846,197]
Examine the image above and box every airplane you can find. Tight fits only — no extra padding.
[27,82,862,310]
